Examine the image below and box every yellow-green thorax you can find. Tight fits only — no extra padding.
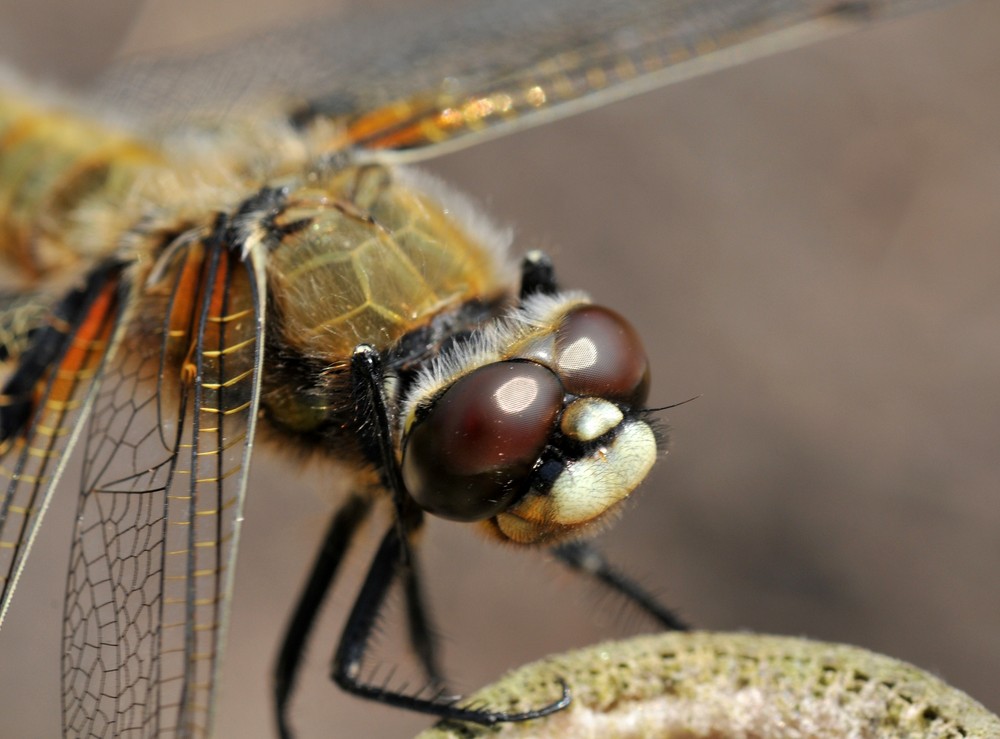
[266,165,513,360]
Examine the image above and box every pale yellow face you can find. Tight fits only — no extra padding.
[491,416,657,544]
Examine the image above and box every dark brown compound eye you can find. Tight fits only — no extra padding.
[402,361,563,522]
[554,305,650,406]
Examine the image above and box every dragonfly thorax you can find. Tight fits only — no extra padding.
[265,164,514,359]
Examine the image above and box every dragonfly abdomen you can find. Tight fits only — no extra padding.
[0,93,159,281]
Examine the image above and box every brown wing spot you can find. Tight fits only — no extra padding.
[46,277,118,407]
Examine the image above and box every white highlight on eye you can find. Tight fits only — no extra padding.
[400,290,591,437]
[495,376,538,414]
[559,336,597,372]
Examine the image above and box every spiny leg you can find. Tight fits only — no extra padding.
[274,493,374,739]
[332,520,569,723]
[349,345,412,551]
[272,496,444,739]
[552,539,689,631]
[339,345,569,723]
[402,545,445,688]
[351,344,444,685]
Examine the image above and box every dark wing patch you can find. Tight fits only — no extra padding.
[61,237,265,739]
[0,260,125,629]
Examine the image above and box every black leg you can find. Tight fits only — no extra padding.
[552,539,689,631]
[353,346,447,685]
[339,345,570,724]
[402,546,445,688]
[332,522,570,724]
[350,346,416,556]
[273,493,374,739]
[519,250,558,298]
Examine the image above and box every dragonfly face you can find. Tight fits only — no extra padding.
[1,0,1000,736]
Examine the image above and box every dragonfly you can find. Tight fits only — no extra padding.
[0,0,991,737]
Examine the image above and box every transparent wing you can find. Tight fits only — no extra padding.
[0,262,125,629]
[90,0,960,161]
[0,0,146,85]
[61,239,266,739]
[329,0,961,161]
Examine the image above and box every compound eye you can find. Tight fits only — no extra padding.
[555,305,650,406]
[402,361,562,522]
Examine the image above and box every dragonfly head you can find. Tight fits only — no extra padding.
[400,295,659,545]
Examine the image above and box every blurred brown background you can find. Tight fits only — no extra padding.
[0,1,998,737]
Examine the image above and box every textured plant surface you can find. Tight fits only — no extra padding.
[417,632,1000,739]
